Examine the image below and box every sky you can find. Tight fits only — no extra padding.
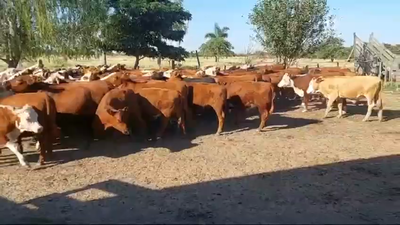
[180,0,400,53]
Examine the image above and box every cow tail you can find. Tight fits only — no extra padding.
[374,80,383,109]
[221,86,228,116]
[269,86,276,114]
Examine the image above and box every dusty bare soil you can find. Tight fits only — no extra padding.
[1,92,400,224]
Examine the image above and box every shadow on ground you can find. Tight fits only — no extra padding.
[1,100,322,167]
[1,154,399,224]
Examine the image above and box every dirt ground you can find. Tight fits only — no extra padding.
[1,92,400,224]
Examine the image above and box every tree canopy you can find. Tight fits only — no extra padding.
[0,0,109,68]
[0,0,192,69]
[104,0,192,69]
[249,0,334,68]
[199,23,234,62]
[309,36,351,61]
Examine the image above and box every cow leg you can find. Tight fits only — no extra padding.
[37,136,48,166]
[324,97,336,119]
[337,99,344,118]
[301,94,309,112]
[257,108,270,132]
[5,142,30,168]
[177,116,187,135]
[156,116,170,139]
[133,116,148,141]
[212,104,225,135]
[362,97,375,122]
[234,107,246,125]
[17,136,24,154]
[342,98,347,114]
[376,95,383,122]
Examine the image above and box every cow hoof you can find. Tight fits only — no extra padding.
[215,132,222,136]
[336,115,343,119]
[23,163,31,169]
[302,110,308,113]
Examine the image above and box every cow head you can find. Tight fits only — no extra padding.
[194,70,206,78]
[169,70,183,79]
[12,104,43,134]
[5,75,37,93]
[277,73,293,88]
[306,77,323,94]
[105,107,130,135]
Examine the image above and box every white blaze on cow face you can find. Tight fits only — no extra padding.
[277,73,305,98]
[277,73,291,88]
[12,104,43,134]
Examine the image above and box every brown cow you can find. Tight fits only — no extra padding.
[119,83,186,139]
[277,72,346,112]
[309,67,351,74]
[226,82,275,131]
[0,92,60,165]
[186,82,227,135]
[92,88,147,138]
[4,76,115,146]
[117,76,193,129]
[214,74,263,85]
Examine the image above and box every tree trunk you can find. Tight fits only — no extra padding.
[215,56,218,62]
[134,55,140,69]
[331,58,334,62]
[102,50,107,66]
[195,50,201,68]
[7,59,19,68]
[283,58,288,69]
[171,60,176,69]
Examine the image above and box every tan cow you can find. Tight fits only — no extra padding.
[307,76,383,121]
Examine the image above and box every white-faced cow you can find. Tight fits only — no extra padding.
[0,104,43,167]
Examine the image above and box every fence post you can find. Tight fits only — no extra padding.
[195,50,201,69]
[317,63,320,68]
[337,62,339,67]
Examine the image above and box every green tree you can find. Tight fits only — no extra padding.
[0,0,56,67]
[199,23,234,62]
[168,0,189,68]
[54,0,109,60]
[249,0,334,68]
[104,0,191,69]
[0,0,108,68]
[317,36,345,62]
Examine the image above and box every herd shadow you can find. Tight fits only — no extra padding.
[1,101,322,167]
[1,154,399,223]
[3,95,399,167]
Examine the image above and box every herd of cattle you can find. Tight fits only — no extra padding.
[0,62,384,168]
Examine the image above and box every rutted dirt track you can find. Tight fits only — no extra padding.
[1,93,400,224]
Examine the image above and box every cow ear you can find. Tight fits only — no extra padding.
[315,77,323,83]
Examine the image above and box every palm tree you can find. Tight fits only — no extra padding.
[200,23,234,62]
[205,23,230,39]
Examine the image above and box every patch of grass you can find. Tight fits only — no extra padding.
[384,82,400,92]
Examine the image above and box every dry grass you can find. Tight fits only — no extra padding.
[0,92,399,223]
[0,55,354,71]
